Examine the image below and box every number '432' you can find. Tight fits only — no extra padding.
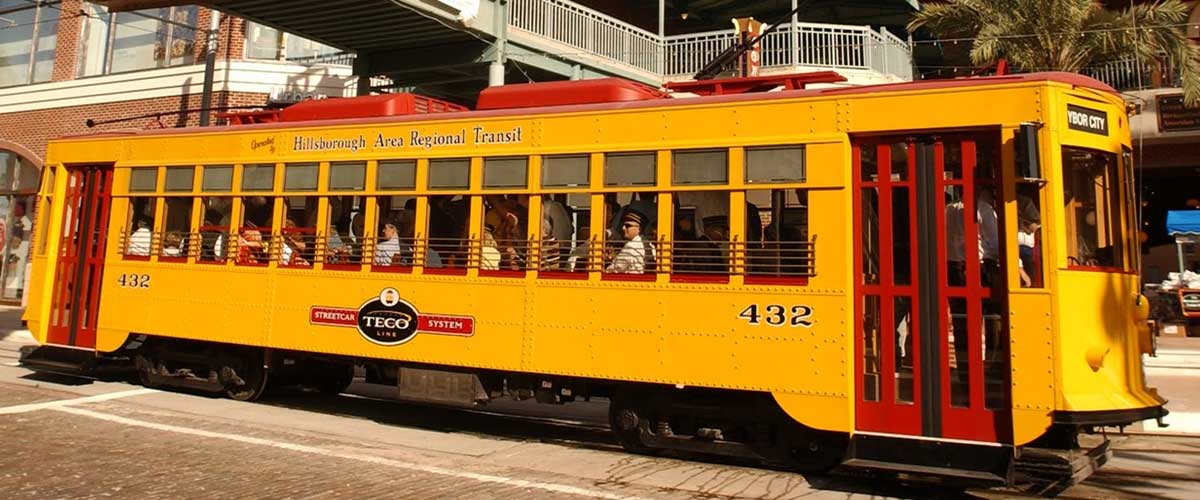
[738,304,813,328]
[117,273,150,288]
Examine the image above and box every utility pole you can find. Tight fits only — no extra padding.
[199,10,221,126]
[489,0,508,87]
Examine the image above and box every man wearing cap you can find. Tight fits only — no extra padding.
[606,209,649,274]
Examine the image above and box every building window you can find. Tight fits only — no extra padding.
[243,21,340,62]
[76,3,197,78]
[0,0,59,87]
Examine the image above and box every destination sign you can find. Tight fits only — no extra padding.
[284,125,523,154]
[1067,105,1109,136]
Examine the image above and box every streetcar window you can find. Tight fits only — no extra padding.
[164,167,194,192]
[428,158,470,190]
[539,193,588,273]
[202,165,233,191]
[1016,182,1043,288]
[124,197,155,257]
[672,191,730,275]
[426,195,467,270]
[672,149,727,186]
[603,192,657,274]
[1062,147,1123,269]
[483,157,528,189]
[542,155,589,188]
[284,163,319,192]
[329,162,365,191]
[281,196,317,267]
[745,189,811,279]
[241,164,275,192]
[604,152,655,187]
[480,195,529,272]
[371,195,415,268]
[128,168,157,192]
[377,160,416,190]
[324,195,363,266]
[199,197,232,262]
[160,197,192,259]
[746,146,806,184]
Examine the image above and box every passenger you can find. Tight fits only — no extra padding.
[326,225,349,264]
[540,214,560,271]
[673,213,702,272]
[1018,218,1039,287]
[349,212,365,244]
[544,197,574,242]
[281,219,309,266]
[162,231,183,257]
[374,222,401,266]
[698,215,729,273]
[203,209,226,260]
[236,227,264,264]
[127,218,152,256]
[606,210,648,274]
[945,188,998,286]
[481,224,502,270]
[424,245,444,268]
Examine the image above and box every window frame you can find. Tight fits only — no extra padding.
[0,1,59,88]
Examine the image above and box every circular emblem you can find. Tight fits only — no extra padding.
[380,287,401,307]
[357,290,419,346]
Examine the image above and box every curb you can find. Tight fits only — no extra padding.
[1,330,34,343]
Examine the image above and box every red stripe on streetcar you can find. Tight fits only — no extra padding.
[309,307,358,327]
[419,315,474,336]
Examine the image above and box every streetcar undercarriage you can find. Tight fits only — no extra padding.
[20,334,1110,491]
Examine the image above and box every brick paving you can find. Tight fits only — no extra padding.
[0,409,614,500]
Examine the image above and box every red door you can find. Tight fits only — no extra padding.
[854,134,1012,443]
[46,165,114,350]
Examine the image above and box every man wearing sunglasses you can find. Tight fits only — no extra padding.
[606,209,649,274]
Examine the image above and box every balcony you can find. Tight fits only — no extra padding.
[506,0,914,85]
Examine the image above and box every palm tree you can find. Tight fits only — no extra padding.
[908,0,1200,106]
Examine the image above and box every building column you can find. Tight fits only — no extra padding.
[489,0,508,87]
[354,53,373,96]
[50,0,85,82]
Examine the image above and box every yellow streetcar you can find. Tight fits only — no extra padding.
[21,72,1165,484]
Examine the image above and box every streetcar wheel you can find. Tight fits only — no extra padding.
[222,353,269,402]
[134,354,160,389]
[608,389,658,455]
[784,427,848,473]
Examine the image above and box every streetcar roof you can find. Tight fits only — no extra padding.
[59,71,1118,142]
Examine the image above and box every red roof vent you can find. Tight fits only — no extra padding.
[476,78,667,110]
[665,72,847,96]
[230,93,469,124]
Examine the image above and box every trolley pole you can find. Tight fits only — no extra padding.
[199,10,221,126]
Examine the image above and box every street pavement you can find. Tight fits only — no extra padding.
[2,307,1199,499]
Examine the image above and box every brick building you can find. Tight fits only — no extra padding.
[1,1,357,302]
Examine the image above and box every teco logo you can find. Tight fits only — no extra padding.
[356,288,420,346]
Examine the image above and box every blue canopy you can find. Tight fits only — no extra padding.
[1167,210,1200,236]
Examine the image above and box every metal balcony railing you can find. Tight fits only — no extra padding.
[1084,58,1182,92]
[506,0,913,81]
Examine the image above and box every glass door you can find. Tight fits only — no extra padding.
[854,133,1012,443]
[46,165,114,349]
